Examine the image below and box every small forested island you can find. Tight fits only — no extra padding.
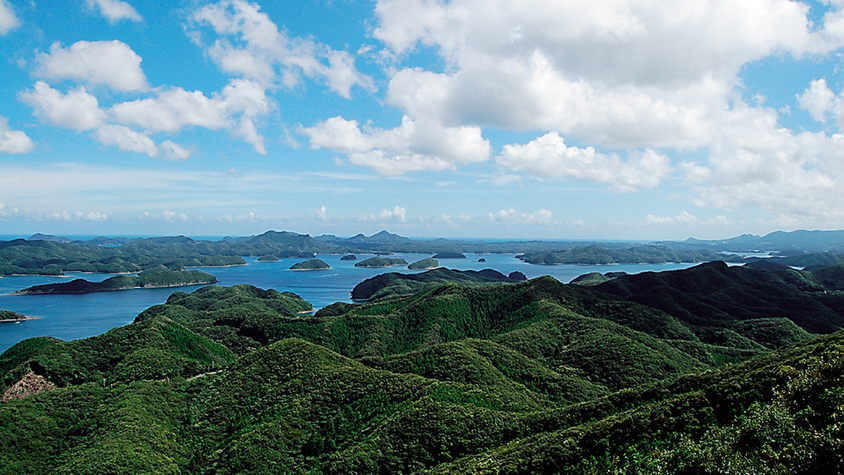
[340,254,357,260]
[407,257,439,269]
[257,254,279,262]
[432,252,466,259]
[354,256,408,267]
[290,259,331,270]
[13,267,216,295]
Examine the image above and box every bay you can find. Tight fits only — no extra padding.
[0,253,696,354]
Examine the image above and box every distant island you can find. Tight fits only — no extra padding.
[354,257,409,268]
[518,245,745,265]
[408,257,439,270]
[290,259,331,270]
[10,228,844,277]
[13,267,217,295]
[432,252,466,259]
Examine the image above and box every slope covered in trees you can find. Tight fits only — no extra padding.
[2,262,844,473]
[350,267,525,301]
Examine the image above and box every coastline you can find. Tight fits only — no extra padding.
[0,316,41,323]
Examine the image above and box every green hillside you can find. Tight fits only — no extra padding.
[135,285,313,355]
[350,267,521,301]
[592,261,844,339]
[2,263,844,473]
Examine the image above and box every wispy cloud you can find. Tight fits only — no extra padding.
[84,0,142,23]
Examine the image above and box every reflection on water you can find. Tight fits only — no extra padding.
[0,253,698,353]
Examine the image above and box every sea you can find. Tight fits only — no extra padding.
[0,253,698,354]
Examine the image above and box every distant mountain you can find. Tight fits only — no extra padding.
[669,229,844,253]
[27,233,70,243]
[316,230,414,247]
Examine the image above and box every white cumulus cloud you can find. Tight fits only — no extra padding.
[798,78,842,126]
[302,115,491,175]
[108,79,270,154]
[35,40,149,92]
[497,132,671,191]
[377,206,407,222]
[93,124,158,157]
[373,0,830,149]
[0,116,34,154]
[20,81,106,131]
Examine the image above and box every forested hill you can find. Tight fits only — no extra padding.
[13,267,216,295]
[2,261,844,472]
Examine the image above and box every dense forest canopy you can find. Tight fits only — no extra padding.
[2,258,844,473]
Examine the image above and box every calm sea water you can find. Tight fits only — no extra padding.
[0,253,697,354]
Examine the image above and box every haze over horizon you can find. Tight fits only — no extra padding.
[3,1,844,241]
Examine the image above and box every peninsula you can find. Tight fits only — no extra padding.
[13,267,216,295]
[0,310,39,323]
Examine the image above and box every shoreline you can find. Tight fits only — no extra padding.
[0,316,41,323]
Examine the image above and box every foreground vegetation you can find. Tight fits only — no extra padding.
[2,261,844,473]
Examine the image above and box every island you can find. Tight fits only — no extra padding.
[354,257,408,268]
[13,267,217,295]
[340,254,357,261]
[407,257,439,270]
[432,252,466,259]
[290,259,331,270]
[257,254,279,262]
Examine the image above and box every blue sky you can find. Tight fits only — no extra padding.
[2,0,844,240]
